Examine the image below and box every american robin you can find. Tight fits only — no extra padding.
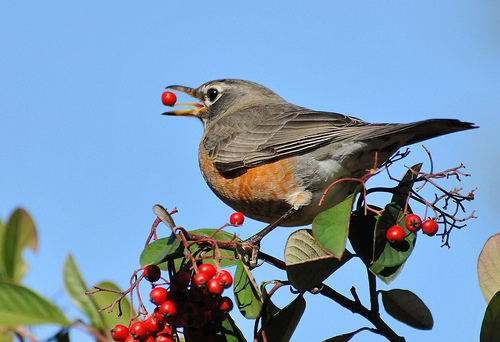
[163,79,476,233]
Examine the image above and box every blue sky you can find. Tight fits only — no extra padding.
[1,1,499,341]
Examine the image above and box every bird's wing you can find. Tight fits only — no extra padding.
[202,104,383,172]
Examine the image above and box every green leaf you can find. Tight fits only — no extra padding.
[140,229,241,271]
[62,254,104,330]
[258,294,306,342]
[221,314,247,342]
[478,233,500,303]
[0,328,14,342]
[0,281,69,327]
[313,188,360,259]
[186,229,240,268]
[233,260,263,319]
[380,289,433,330]
[0,208,37,283]
[92,281,133,333]
[285,229,352,291]
[370,202,416,284]
[480,290,500,342]
[140,234,183,269]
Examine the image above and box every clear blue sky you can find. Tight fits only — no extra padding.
[1,1,499,341]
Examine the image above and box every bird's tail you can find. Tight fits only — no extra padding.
[360,119,477,148]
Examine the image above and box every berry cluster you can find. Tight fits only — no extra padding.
[111,264,234,342]
[386,214,439,243]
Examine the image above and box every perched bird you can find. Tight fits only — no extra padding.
[163,79,476,230]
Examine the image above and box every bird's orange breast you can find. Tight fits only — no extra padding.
[198,145,304,223]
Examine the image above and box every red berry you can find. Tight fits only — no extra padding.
[150,287,168,306]
[198,263,217,279]
[129,321,149,340]
[171,270,191,289]
[144,265,161,282]
[405,214,422,232]
[156,333,175,342]
[230,212,244,225]
[153,307,166,323]
[218,296,233,311]
[217,270,233,288]
[161,91,177,106]
[193,272,210,288]
[386,225,405,243]
[422,219,439,236]
[207,278,223,295]
[123,336,136,342]
[143,336,155,342]
[111,324,129,341]
[159,300,177,318]
[145,315,164,334]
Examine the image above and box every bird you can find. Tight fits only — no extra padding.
[163,79,476,234]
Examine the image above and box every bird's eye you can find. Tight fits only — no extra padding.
[207,88,219,102]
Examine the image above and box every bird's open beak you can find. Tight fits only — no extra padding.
[162,85,204,118]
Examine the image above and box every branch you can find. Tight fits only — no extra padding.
[320,284,404,342]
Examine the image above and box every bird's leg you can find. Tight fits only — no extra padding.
[242,207,297,266]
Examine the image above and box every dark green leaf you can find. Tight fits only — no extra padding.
[285,229,352,291]
[313,189,360,259]
[393,163,422,203]
[481,290,500,342]
[478,234,500,303]
[323,331,357,342]
[0,208,37,283]
[348,207,380,266]
[258,294,306,342]
[63,254,103,329]
[92,281,133,334]
[381,289,433,330]
[221,314,247,342]
[233,260,262,319]
[0,281,69,327]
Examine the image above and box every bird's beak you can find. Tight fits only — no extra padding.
[162,85,204,118]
